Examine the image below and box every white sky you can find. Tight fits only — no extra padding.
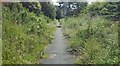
[52,0,93,5]
[52,0,60,5]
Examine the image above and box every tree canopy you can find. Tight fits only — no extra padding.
[41,2,56,19]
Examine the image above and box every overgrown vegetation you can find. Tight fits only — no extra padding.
[2,2,56,64]
[61,14,118,64]
[61,2,119,64]
[2,1,119,64]
[85,2,120,21]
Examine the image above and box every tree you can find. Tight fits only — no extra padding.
[58,2,87,17]
[21,2,41,14]
[56,6,64,20]
[86,2,120,21]
[41,2,56,19]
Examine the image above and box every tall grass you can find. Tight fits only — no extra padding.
[0,11,1,65]
[2,3,56,64]
[61,14,118,64]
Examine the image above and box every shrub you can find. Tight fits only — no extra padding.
[61,14,118,64]
[2,3,56,64]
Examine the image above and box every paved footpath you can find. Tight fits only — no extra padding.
[41,26,74,64]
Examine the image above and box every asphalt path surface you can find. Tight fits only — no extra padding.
[42,23,73,64]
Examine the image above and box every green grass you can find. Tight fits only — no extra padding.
[2,3,56,64]
[0,11,2,65]
[0,38,1,66]
[61,14,118,64]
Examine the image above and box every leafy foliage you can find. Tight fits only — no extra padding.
[41,2,56,19]
[61,2,119,63]
[85,2,120,21]
[2,2,56,64]
[61,14,118,64]
[56,2,87,18]
[56,7,64,19]
[21,2,41,14]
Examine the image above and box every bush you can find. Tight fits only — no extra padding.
[61,14,118,64]
[2,3,56,64]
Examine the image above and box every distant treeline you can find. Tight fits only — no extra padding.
[56,2,120,21]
